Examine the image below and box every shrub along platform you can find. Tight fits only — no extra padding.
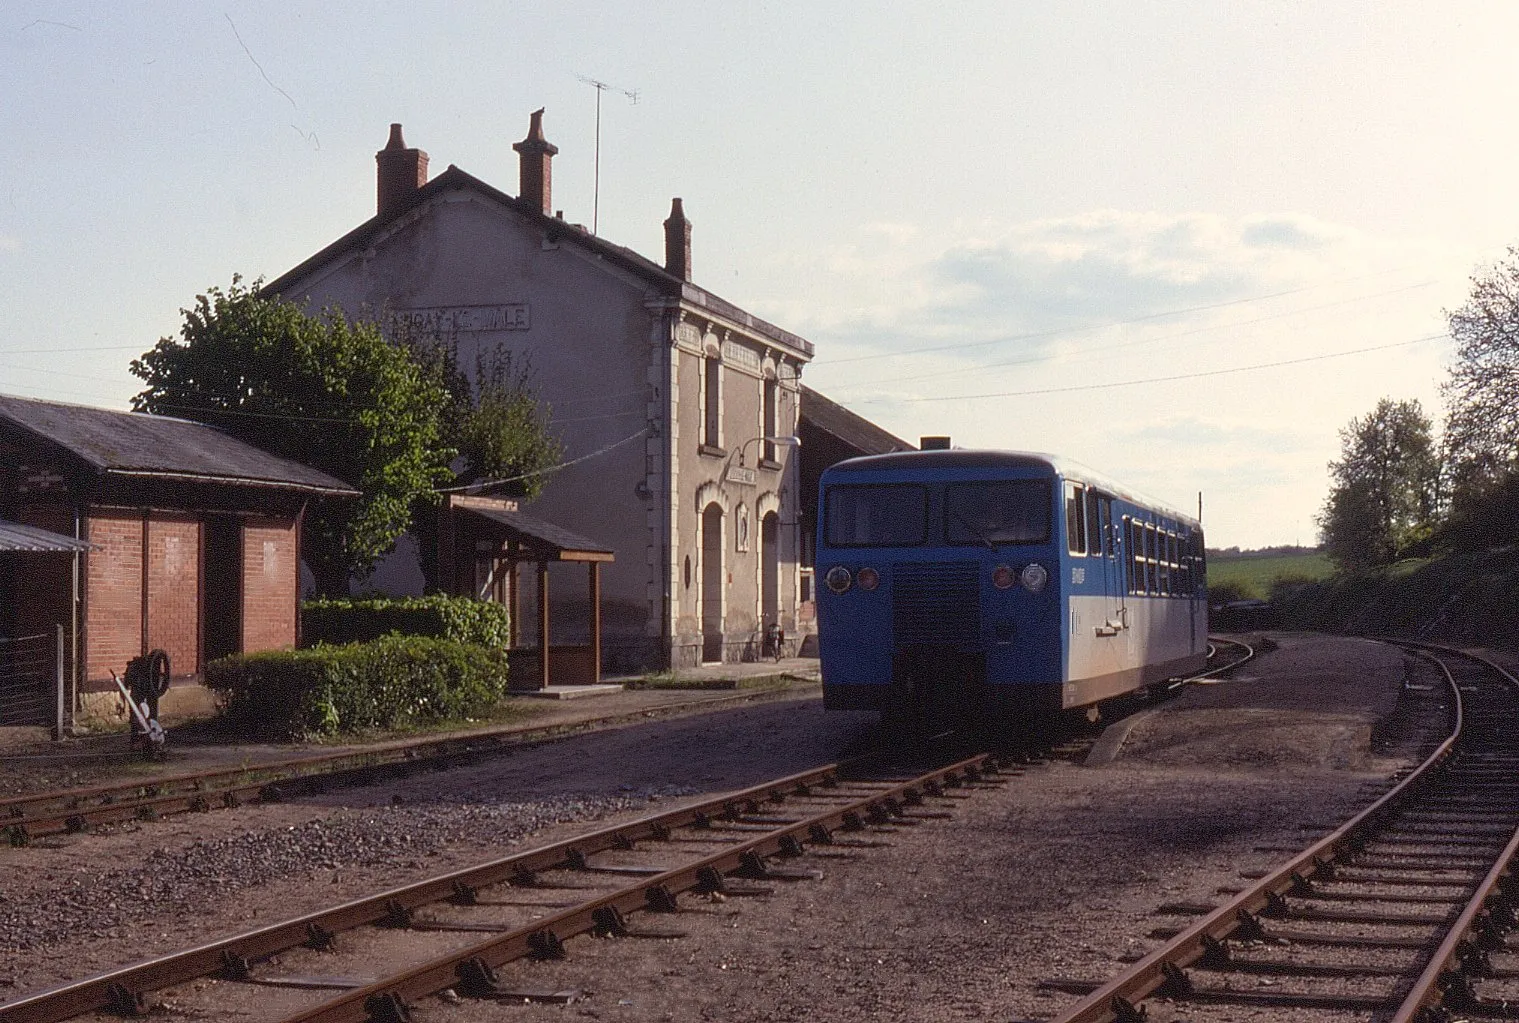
[206,635,509,740]
[301,595,511,648]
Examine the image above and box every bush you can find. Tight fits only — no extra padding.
[206,635,509,739]
[1205,581,1248,606]
[302,595,510,648]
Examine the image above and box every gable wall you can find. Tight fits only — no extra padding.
[274,194,659,665]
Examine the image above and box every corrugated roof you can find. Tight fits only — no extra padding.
[0,393,359,496]
[799,386,914,455]
[262,164,814,359]
[0,520,94,553]
[460,504,615,562]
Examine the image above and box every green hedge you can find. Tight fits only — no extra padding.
[206,635,510,739]
[302,595,510,648]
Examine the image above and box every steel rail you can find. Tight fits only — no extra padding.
[1388,642,1519,1022]
[0,753,914,1023]
[272,752,999,1023]
[1195,636,1255,681]
[1048,639,1468,1023]
[2,683,816,842]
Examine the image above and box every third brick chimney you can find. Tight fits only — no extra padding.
[376,124,429,218]
[514,108,558,216]
[664,198,692,281]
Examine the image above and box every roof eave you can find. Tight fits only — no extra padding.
[104,468,359,498]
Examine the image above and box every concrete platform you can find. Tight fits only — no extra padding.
[518,683,626,700]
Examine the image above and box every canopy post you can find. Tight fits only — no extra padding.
[537,560,551,690]
[588,561,602,684]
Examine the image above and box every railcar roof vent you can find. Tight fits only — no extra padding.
[920,436,952,450]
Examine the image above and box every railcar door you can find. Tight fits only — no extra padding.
[1094,492,1121,634]
[1186,530,1201,653]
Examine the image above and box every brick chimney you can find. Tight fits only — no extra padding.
[664,198,692,281]
[375,123,428,218]
[513,108,558,216]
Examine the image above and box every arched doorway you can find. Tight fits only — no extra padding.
[761,511,780,634]
[701,503,724,663]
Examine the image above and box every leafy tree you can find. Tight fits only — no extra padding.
[1317,398,1441,570]
[131,278,456,595]
[1441,248,1519,545]
[401,341,565,591]
[452,349,563,497]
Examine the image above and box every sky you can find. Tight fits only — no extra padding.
[3,1,1517,549]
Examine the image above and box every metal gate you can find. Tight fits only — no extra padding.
[0,628,63,730]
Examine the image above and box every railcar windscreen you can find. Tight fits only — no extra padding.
[825,484,928,546]
[944,480,1052,546]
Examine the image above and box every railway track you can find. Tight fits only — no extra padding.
[0,749,1008,1023]
[1,683,815,846]
[4,642,1251,849]
[1045,640,1519,1023]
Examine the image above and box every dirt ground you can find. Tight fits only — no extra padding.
[0,634,1427,1021]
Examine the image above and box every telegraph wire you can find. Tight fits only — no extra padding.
[819,267,1424,366]
[843,280,1438,389]
[852,334,1447,404]
[1,344,144,354]
[437,426,650,493]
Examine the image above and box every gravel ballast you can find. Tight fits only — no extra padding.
[0,635,1429,1020]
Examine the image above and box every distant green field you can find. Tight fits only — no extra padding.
[1207,551,1334,600]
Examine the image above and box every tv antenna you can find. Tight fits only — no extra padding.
[576,73,638,234]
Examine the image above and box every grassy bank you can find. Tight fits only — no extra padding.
[1208,549,1334,601]
[1269,546,1519,648]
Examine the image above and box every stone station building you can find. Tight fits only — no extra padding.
[265,114,816,670]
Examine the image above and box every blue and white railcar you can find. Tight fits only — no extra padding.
[816,450,1207,726]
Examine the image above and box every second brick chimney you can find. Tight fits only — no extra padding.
[375,123,428,218]
[514,109,558,216]
[664,198,692,281]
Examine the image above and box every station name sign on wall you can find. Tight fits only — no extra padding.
[391,304,530,333]
[721,340,761,374]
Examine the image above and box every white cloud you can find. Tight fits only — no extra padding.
[764,209,1421,362]
[766,209,1466,547]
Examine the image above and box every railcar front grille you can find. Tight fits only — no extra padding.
[892,561,981,648]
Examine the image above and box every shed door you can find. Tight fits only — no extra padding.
[203,516,242,665]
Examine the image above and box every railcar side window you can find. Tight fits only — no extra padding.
[1127,518,1143,594]
[1099,496,1114,558]
[945,480,1052,546]
[824,485,928,546]
[1065,482,1087,555]
[1086,488,1103,556]
[1144,522,1158,594]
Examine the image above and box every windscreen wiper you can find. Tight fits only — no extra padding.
[949,508,997,551]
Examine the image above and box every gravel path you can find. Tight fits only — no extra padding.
[0,635,1426,1021]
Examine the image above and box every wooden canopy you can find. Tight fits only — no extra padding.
[437,495,614,690]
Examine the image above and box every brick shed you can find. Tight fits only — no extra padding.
[0,394,357,728]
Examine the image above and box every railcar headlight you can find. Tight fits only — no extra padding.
[991,564,1016,590]
[1020,562,1048,593]
[856,566,880,591]
[824,565,853,594]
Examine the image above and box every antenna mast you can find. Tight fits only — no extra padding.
[576,73,638,235]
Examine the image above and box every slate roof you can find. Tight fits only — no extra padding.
[261,164,814,359]
[0,519,95,553]
[459,503,615,562]
[799,386,914,455]
[0,394,359,496]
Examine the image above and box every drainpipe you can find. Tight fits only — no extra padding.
[71,501,81,729]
